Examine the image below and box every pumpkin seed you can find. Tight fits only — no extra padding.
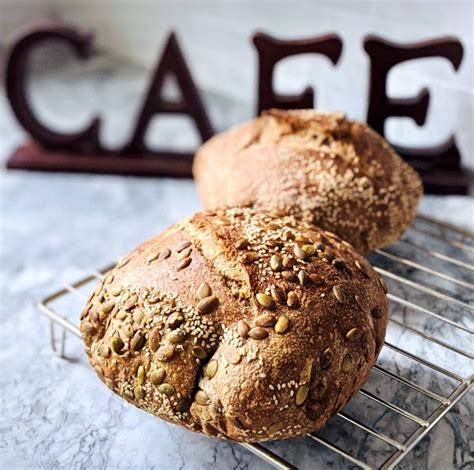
[158,383,175,395]
[167,330,186,344]
[302,244,316,256]
[286,291,299,308]
[110,286,122,296]
[99,344,111,358]
[237,320,250,338]
[270,285,286,304]
[197,295,219,314]
[267,239,282,248]
[255,313,276,327]
[116,311,127,320]
[134,385,145,400]
[101,301,115,313]
[146,251,160,264]
[124,294,138,311]
[248,327,268,340]
[148,328,161,352]
[235,238,249,249]
[195,390,209,405]
[333,285,344,303]
[346,328,361,341]
[224,348,242,364]
[157,344,176,362]
[131,332,146,351]
[295,384,310,406]
[167,312,184,329]
[295,235,310,244]
[117,257,130,268]
[268,421,284,434]
[282,256,296,268]
[111,336,124,354]
[150,368,166,385]
[177,240,192,252]
[256,293,274,309]
[192,346,207,359]
[205,360,218,378]
[122,325,133,338]
[97,309,109,322]
[133,309,144,324]
[274,316,289,334]
[355,295,367,312]
[298,270,310,287]
[159,248,171,261]
[196,282,212,300]
[177,398,191,412]
[178,247,192,260]
[240,251,259,264]
[137,365,145,385]
[282,271,298,283]
[270,255,282,271]
[320,348,333,369]
[355,260,368,277]
[81,321,94,336]
[342,354,352,372]
[294,245,307,260]
[89,307,99,322]
[177,257,192,271]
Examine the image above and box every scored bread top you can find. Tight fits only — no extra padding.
[193,109,423,253]
[81,208,388,442]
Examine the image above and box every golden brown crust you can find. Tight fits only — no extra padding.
[193,109,423,253]
[80,208,388,442]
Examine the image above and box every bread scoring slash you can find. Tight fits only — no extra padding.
[193,109,423,253]
[80,208,388,442]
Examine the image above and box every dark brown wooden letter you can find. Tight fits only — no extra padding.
[364,35,467,193]
[125,32,214,153]
[6,22,101,153]
[253,32,343,114]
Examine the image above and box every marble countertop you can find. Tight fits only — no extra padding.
[0,59,473,469]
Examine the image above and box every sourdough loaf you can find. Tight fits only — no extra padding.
[193,109,423,253]
[80,208,388,442]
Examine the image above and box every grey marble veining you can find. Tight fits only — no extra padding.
[1,59,473,470]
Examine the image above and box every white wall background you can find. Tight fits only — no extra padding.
[1,0,473,171]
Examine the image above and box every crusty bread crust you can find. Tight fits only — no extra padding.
[193,109,423,253]
[81,208,388,442]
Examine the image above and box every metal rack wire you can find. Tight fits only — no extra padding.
[38,215,473,470]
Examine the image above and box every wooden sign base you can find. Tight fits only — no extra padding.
[419,169,469,195]
[8,141,468,193]
[7,142,193,177]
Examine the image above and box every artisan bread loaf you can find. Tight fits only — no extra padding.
[80,208,388,442]
[193,109,423,253]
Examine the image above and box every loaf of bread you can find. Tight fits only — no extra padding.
[80,208,388,442]
[193,109,423,253]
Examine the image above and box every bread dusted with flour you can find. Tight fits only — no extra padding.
[80,208,388,442]
[193,109,423,253]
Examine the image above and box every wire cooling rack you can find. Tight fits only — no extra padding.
[38,215,473,470]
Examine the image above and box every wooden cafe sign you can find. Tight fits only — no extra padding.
[4,22,468,193]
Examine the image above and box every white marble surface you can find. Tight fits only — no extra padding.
[0,60,473,469]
